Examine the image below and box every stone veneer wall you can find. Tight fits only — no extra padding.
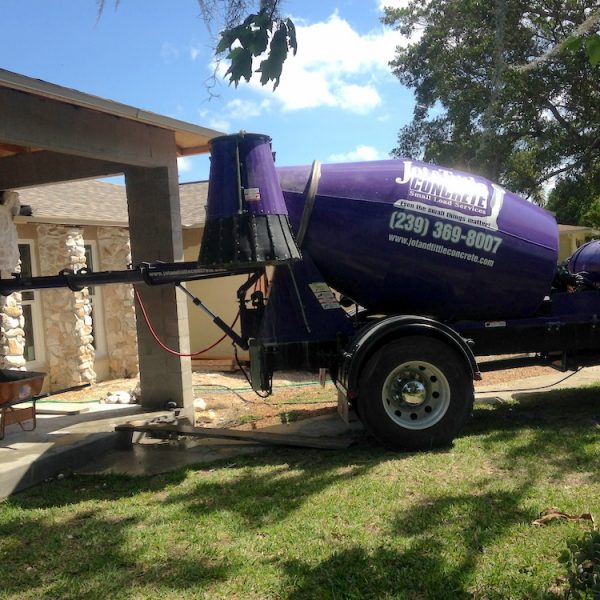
[0,191,25,370]
[97,227,139,378]
[36,224,96,390]
[0,293,26,370]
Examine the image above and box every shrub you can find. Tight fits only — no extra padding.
[562,529,600,598]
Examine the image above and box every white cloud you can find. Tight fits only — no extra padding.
[265,14,397,113]
[215,12,409,115]
[328,145,384,162]
[198,98,270,134]
[190,45,201,61]
[208,117,231,132]
[177,156,193,172]
[160,42,180,63]
[337,84,382,114]
[225,98,271,119]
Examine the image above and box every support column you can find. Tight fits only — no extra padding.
[36,224,96,391]
[97,227,139,379]
[125,163,193,413]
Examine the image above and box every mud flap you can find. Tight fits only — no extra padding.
[337,388,350,424]
[249,340,271,393]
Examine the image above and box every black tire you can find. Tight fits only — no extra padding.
[357,336,473,451]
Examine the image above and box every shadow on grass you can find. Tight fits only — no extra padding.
[0,507,232,599]
[276,475,568,599]
[280,543,531,600]
[282,546,469,600]
[279,487,540,599]
[160,448,387,527]
[0,448,402,598]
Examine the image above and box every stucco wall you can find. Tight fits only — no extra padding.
[182,228,248,361]
[558,229,598,262]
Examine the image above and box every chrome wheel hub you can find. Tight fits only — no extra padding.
[399,379,427,406]
[382,360,451,430]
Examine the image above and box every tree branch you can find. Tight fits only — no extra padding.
[542,101,581,140]
[534,161,582,187]
[512,8,600,72]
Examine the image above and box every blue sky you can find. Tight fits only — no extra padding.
[1,0,414,182]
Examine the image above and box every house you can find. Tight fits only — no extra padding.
[558,224,599,262]
[0,68,222,410]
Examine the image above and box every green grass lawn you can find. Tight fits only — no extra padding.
[1,386,600,599]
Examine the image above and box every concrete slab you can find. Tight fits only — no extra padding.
[475,364,600,402]
[0,403,168,499]
[36,403,92,415]
[78,366,600,479]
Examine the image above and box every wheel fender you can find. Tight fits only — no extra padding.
[340,315,479,399]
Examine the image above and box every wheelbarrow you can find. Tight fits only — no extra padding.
[0,369,46,439]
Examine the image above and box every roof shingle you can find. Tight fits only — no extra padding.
[16,179,208,228]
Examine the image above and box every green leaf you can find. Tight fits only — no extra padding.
[216,29,237,54]
[237,27,255,51]
[562,35,583,53]
[225,47,253,87]
[246,26,270,56]
[286,18,298,55]
[584,34,600,66]
[216,13,296,88]
[256,26,288,89]
[253,10,271,30]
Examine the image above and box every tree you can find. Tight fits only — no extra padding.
[96,0,296,89]
[382,1,600,202]
[546,166,600,226]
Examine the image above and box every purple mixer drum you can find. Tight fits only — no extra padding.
[277,159,559,320]
[568,240,600,283]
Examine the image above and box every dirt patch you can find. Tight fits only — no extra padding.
[475,354,562,387]
[192,370,338,429]
[39,369,339,429]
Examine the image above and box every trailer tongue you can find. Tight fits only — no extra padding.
[3,131,600,451]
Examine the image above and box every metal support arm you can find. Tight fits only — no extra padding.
[0,261,257,296]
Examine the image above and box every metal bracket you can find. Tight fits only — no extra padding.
[296,159,321,247]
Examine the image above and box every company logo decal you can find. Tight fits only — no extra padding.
[394,161,504,230]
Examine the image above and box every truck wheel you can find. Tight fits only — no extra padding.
[357,336,473,451]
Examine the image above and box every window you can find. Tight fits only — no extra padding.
[18,241,45,366]
[84,242,107,357]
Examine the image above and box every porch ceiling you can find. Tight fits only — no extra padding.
[0,69,224,190]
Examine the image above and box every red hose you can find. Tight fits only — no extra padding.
[134,287,240,358]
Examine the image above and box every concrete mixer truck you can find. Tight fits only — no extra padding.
[198,133,600,451]
[2,132,600,451]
